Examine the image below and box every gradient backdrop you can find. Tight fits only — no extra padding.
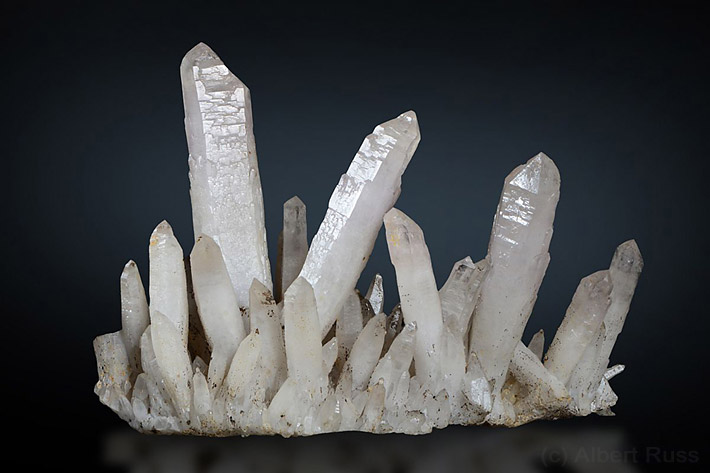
[3,1,708,470]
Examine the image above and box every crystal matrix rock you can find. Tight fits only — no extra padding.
[94,43,643,437]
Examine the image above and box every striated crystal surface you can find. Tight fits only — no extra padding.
[181,43,272,307]
[469,153,560,399]
[94,43,643,436]
[384,208,444,381]
[299,111,421,337]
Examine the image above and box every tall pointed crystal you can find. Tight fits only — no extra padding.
[595,241,643,374]
[299,111,421,337]
[151,311,193,420]
[469,153,560,396]
[567,241,643,410]
[335,291,364,374]
[275,196,308,301]
[544,270,612,385]
[249,279,287,400]
[283,277,325,397]
[149,221,189,346]
[384,208,444,380]
[120,260,149,374]
[181,42,272,306]
[190,235,246,389]
[345,313,386,391]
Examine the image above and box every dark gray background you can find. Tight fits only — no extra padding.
[3,1,707,470]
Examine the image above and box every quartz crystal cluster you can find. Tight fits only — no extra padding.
[94,43,643,436]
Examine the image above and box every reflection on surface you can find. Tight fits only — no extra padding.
[103,420,639,473]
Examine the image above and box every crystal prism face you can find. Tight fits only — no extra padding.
[94,43,643,436]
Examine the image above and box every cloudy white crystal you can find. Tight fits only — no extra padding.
[283,277,327,400]
[276,196,308,302]
[299,111,421,337]
[190,235,246,389]
[151,311,193,421]
[469,153,560,397]
[365,273,385,315]
[439,256,488,352]
[384,208,444,381]
[149,221,189,346]
[345,313,386,391]
[544,270,612,385]
[120,260,149,375]
[527,329,545,360]
[181,42,272,307]
[248,280,287,400]
[94,43,643,436]
[567,240,643,414]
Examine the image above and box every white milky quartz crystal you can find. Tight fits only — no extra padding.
[94,43,643,436]
[189,235,246,389]
[299,110,421,336]
[384,208,444,381]
[120,261,149,375]
[469,153,559,398]
[544,271,612,385]
[150,311,193,421]
[181,43,272,307]
[149,221,189,346]
[282,277,327,400]
[248,280,286,400]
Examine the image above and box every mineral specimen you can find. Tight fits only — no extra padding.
[181,43,271,307]
[94,43,643,436]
